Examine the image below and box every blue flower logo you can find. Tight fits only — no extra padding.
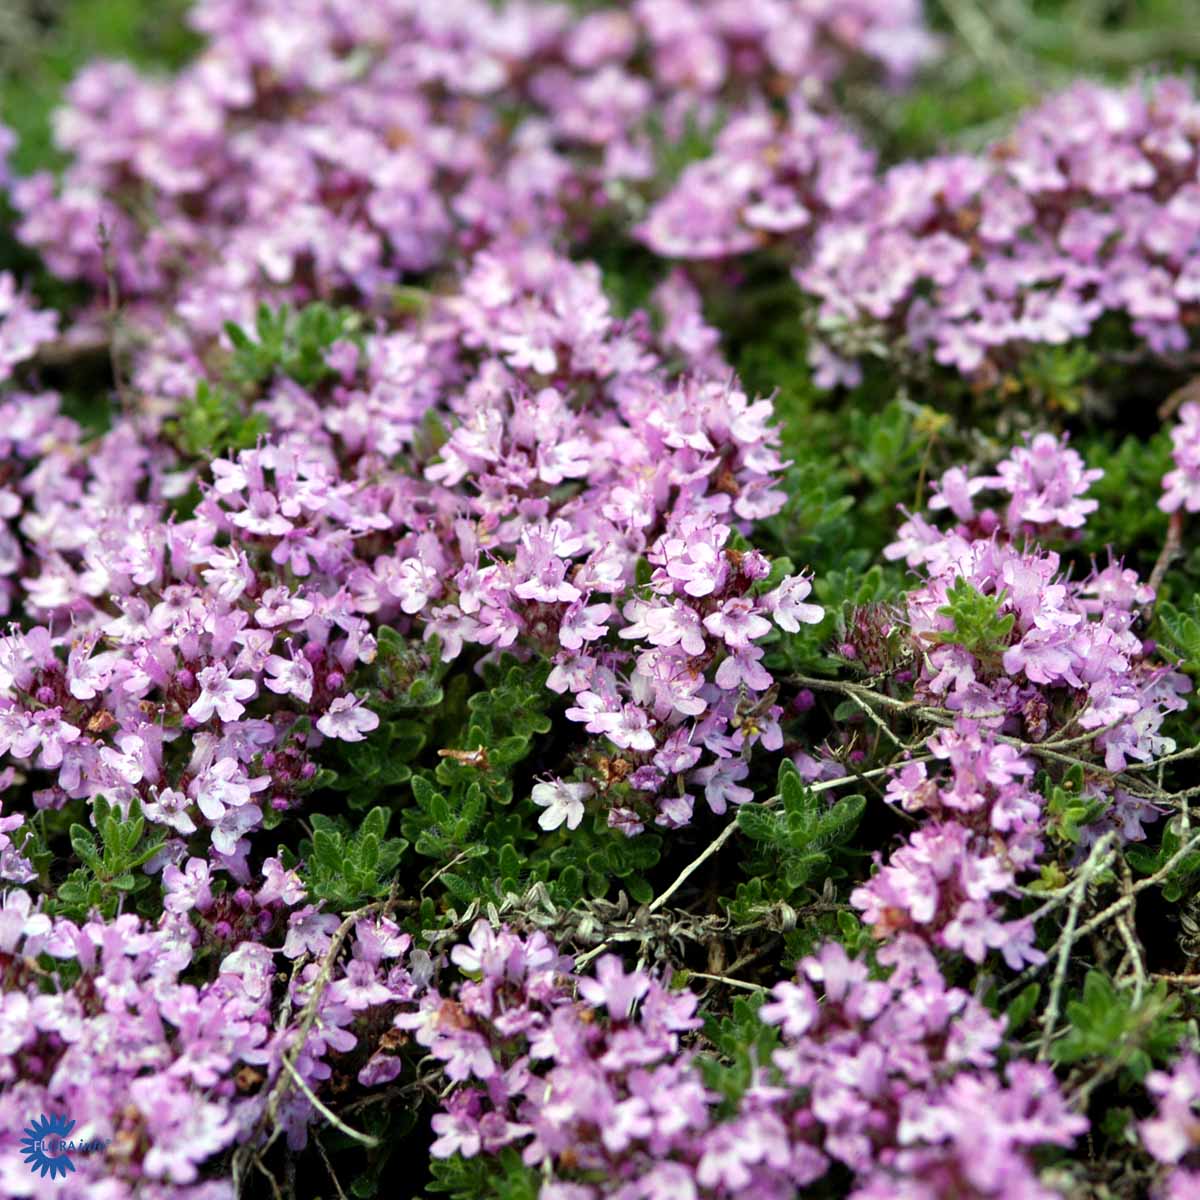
[20,1113,77,1179]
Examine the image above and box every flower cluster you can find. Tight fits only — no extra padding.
[1161,400,1200,514]
[635,99,875,261]
[2,0,1196,1195]
[0,883,420,1195]
[10,0,933,350]
[803,77,1200,383]
[0,232,824,859]
[404,921,1085,1199]
[0,273,58,385]
[849,721,1047,969]
[891,434,1188,772]
[644,76,1200,387]
[1140,1052,1200,1200]
[847,434,1189,965]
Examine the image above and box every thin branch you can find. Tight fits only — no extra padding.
[1037,833,1114,1060]
[1115,913,1147,1006]
[577,758,926,970]
[234,893,395,1193]
[314,1135,348,1200]
[253,1156,284,1200]
[1143,509,1185,625]
[1003,829,1200,1001]
[1125,743,1200,772]
[938,0,1029,79]
[339,1071,446,1116]
[1115,859,1147,1006]
[843,688,910,751]
[686,971,768,993]
[1073,830,1200,942]
[281,1058,379,1148]
[650,761,910,915]
[421,848,473,897]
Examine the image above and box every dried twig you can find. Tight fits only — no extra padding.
[281,1058,379,1148]
[1003,830,1200,1002]
[686,971,768,993]
[1143,510,1185,625]
[577,758,925,970]
[233,891,396,1195]
[314,1134,349,1200]
[1037,833,1115,1060]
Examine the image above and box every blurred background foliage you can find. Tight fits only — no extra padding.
[3,0,1199,560]
[0,0,197,174]
[4,0,1199,600]
[4,0,1200,189]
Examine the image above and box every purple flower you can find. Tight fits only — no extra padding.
[1141,1053,1200,1165]
[264,642,315,704]
[162,856,213,915]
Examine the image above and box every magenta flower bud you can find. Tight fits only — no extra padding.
[793,689,815,712]
[212,920,234,941]
[271,796,290,811]
[300,761,316,779]
[303,642,325,663]
[35,685,56,704]
[234,887,253,909]
[849,748,866,765]
[262,751,277,768]
[325,670,345,690]
[838,642,857,659]
[176,668,195,689]
[257,910,275,934]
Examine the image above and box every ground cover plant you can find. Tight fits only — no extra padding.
[3,1,1200,1197]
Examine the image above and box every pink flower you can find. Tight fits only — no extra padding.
[163,856,213,914]
[1161,401,1200,513]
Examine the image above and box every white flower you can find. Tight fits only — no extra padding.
[531,779,592,831]
[316,695,380,742]
[263,647,315,703]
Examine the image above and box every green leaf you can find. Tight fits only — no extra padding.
[1158,597,1200,674]
[931,578,1015,657]
[626,875,653,905]
[69,824,101,871]
[736,804,779,843]
[1006,983,1041,1032]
